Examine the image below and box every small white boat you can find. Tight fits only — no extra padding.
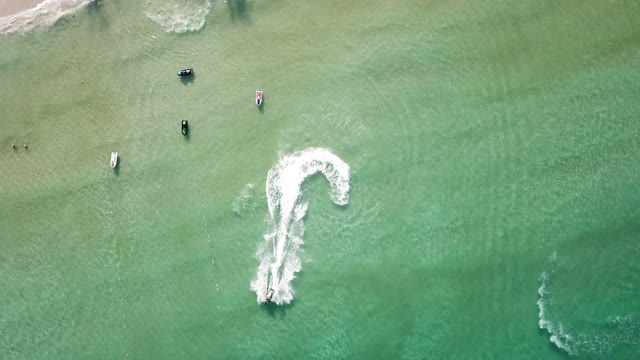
[110,152,118,169]
[255,89,263,107]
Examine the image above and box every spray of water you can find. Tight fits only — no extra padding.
[250,148,350,305]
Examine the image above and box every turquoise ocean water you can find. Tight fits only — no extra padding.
[1,0,639,358]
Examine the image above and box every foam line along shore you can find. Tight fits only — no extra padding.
[0,0,92,34]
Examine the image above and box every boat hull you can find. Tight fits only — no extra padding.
[263,288,274,304]
[181,120,188,136]
[110,152,118,168]
[255,89,263,106]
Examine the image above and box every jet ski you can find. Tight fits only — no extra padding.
[263,289,274,304]
[177,68,193,77]
[181,120,188,136]
[255,89,263,107]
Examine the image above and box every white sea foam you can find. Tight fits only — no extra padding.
[232,183,256,216]
[537,253,577,356]
[250,148,350,305]
[537,252,640,356]
[0,0,92,34]
[144,0,210,33]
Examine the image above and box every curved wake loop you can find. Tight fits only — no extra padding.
[537,252,577,355]
[251,148,350,305]
[537,252,640,356]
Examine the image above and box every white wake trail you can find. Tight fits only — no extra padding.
[144,0,211,33]
[537,252,577,356]
[537,252,640,356]
[251,148,350,305]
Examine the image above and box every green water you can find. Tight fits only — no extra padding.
[1,0,640,358]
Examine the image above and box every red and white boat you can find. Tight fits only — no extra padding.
[255,89,263,107]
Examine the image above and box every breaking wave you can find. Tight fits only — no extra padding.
[144,0,210,33]
[250,148,350,305]
[537,252,640,356]
[0,0,92,34]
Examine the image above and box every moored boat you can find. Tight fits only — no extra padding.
[255,89,263,107]
[177,68,193,76]
[182,120,188,136]
[110,152,118,168]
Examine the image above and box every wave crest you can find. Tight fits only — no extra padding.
[0,0,92,35]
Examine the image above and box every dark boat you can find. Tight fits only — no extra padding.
[263,288,274,304]
[177,68,193,77]
[181,120,188,135]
